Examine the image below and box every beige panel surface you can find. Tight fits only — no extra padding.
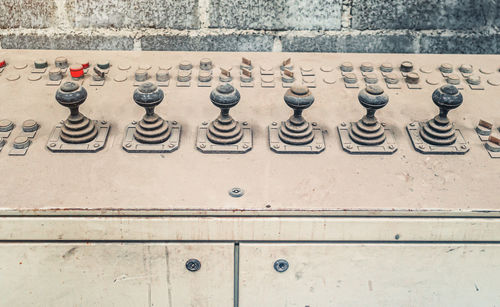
[0,51,499,216]
[239,243,500,306]
[0,243,234,307]
[1,217,500,241]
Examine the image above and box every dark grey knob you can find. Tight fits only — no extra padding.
[13,136,30,149]
[55,82,87,108]
[358,85,389,110]
[22,119,38,132]
[284,84,314,111]
[133,82,164,109]
[432,85,463,115]
[0,119,14,132]
[34,58,48,69]
[55,57,68,69]
[210,83,240,109]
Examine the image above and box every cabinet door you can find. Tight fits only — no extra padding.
[239,243,500,307]
[0,243,234,307]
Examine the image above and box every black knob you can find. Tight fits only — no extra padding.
[359,85,388,110]
[210,83,240,110]
[284,84,314,113]
[133,82,164,111]
[55,81,87,110]
[432,85,463,119]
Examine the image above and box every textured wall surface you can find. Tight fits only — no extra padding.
[0,0,498,53]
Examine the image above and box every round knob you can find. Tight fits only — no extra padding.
[432,85,463,111]
[133,82,164,108]
[284,84,314,110]
[55,57,68,69]
[22,119,38,132]
[34,58,48,69]
[210,83,240,110]
[156,70,170,82]
[198,70,212,82]
[440,63,453,74]
[13,136,30,149]
[358,85,388,110]
[406,72,420,84]
[69,64,84,79]
[0,119,14,132]
[200,58,212,70]
[380,63,393,72]
[49,68,63,81]
[0,58,6,68]
[459,64,473,74]
[466,74,481,85]
[360,62,374,72]
[400,61,413,72]
[55,81,87,107]
[179,61,192,70]
[340,62,353,72]
[97,61,110,70]
[135,69,148,82]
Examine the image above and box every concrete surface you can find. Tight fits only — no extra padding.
[0,0,498,53]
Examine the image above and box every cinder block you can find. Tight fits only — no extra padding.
[65,0,200,29]
[281,32,417,53]
[1,33,134,50]
[0,0,56,28]
[352,0,494,30]
[141,33,274,51]
[209,0,342,30]
[419,32,497,54]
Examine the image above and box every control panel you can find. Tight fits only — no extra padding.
[0,50,499,216]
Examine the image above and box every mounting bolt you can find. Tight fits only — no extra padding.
[101,120,107,125]
[346,144,353,149]
[60,120,64,124]
[242,144,249,149]
[169,143,175,148]
[50,143,56,147]
[274,259,289,273]
[315,144,322,149]
[132,121,137,125]
[273,144,280,149]
[185,259,201,272]
[389,144,395,149]
[410,122,416,127]
[418,144,425,149]
[202,121,208,126]
[341,122,346,127]
[172,121,178,125]
[125,143,132,148]
[93,143,100,148]
[200,143,206,148]
[461,144,467,149]
[242,121,248,126]
[312,122,317,126]
[272,122,277,126]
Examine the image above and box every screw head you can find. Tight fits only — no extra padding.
[169,143,175,148]
[200,143,206,148]
[273,144,280,149]
[419,144,425,149]
[242,144,249,149]
[312,122,317,126]
[50,143,56,147]
[132,121,137,125]
[410,122,416,127]
[202,121,208,126]
[389,144,395,149]
[272,122,277,126]
[242,121,248,126]
[125,143,132,148]
[461,144,467,149]
[185,259,201,272]
[229,187,244,198]
[315,144,322,149]
[172,121,178,125]
[101,120,107,125]
[341,122,346,127]
[346,144,353,149]
[93,143,100,148]
[274,259,289,273]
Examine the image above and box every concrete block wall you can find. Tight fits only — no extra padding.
[0,0,498,53]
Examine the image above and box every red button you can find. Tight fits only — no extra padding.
[80,61,89,69]
[69,64,84,78]
[0,59,6,68]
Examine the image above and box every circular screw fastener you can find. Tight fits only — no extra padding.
[274,259,289,273]
[229,187,244,198]
[185,259,201,272]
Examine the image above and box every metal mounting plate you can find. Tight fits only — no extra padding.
[407,122,469,154]
[122,121,181,153]
[47,121,110,153]
[337,123,397,154]
[268,123,325,154]
[196,124,252,153]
